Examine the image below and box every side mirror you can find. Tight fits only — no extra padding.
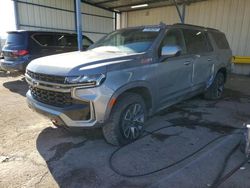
[161,45,182,58]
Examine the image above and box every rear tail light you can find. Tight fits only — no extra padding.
[13,50,29,56]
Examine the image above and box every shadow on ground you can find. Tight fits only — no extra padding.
[3,77,28,97]
[36,127,116,188]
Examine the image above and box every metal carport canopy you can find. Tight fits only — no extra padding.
[76,0,207,51]
[82,0,207,12]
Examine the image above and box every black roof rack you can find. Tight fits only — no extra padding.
[173,23,205,29]
[206,27,220,32]
[173,23,220,32]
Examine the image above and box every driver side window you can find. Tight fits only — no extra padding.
[159,29,186,56]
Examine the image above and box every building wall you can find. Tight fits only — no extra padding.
[122,0,250,57]
[16,0,114,42]
[125,6,179,27]
[185,0,250,57]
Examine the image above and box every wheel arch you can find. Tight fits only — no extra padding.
[217,67,227,82]
[104,82,155,122]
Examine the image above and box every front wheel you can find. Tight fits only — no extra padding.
[102,93,147,146]
[204,72,225,100]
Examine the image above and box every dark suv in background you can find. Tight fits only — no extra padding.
[1,31,93,73]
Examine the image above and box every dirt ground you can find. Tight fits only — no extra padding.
[0,71,250,188]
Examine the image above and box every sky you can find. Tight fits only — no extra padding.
[0,0,16,39]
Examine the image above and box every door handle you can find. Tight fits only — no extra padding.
[208,58,212,61]
[184,61,191,65]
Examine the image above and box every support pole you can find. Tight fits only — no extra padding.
[114,13,117,30]
[173,0,184,23]
[75,0,83,51]
[182,3,186,23]
[13,0,20,29]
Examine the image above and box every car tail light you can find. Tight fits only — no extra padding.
[13,50,29,56]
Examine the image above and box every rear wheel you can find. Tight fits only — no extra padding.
[204,72,225,100]
[102,93,147,146]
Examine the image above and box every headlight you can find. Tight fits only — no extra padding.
[65,74,106,87]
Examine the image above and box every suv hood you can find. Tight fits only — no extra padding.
[27,49,140,76]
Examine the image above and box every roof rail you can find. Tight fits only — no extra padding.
[173,23,205,29]
[174,23,221,32]
[206,27,220,32]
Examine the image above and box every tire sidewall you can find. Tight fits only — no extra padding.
[214,72,225,99]
[204,72,225,100]
[107,93,147,146]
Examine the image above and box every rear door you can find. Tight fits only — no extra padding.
[156,29,194,108]
[182,29,215,88]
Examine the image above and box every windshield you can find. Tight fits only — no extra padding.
[90,28,161,54]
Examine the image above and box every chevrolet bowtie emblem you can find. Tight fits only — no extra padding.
[31,79,39,87]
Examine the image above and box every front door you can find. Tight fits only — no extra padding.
[156,29,194,108]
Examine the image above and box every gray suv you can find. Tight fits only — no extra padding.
[25,23,232,146]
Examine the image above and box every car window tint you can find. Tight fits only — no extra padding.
[210,32,230,49]
[159,29,185,56]
[183,29,209,54]
[56,35,92,48]
[67,36,77,47]
[56,35,77,47]
[33,34,55,46]
[83,37,93,47]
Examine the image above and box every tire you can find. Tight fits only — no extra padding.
[204,72,225,100]
[102,93,147,146]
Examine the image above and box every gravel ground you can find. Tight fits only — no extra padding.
[0,72,250,188]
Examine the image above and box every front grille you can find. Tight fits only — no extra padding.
[30,86,73,107]
[27,70,65,84]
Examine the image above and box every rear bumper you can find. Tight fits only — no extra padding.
[1,59,27,72]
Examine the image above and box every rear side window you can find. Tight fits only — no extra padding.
[83,37,93,48]
[56,35,76,47]
[210,32,230,49]
[33,34,55,46]
[6,33,26,45]
[183,29,211,54]
[54,34,92,48]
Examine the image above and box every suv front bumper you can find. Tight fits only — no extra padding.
[26,84,114,128]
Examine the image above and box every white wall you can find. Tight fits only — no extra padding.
[16,0,114,42]
[122,0,250,57]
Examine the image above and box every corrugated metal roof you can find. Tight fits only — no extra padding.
[82,0,208,12]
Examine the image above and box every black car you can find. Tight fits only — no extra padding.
[1,30,93,73]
